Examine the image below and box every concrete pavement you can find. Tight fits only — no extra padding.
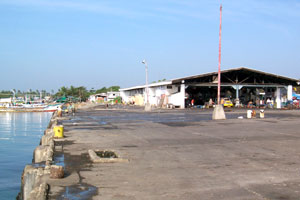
[48,106,300,200]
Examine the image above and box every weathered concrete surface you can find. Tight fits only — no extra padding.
[48,106,300,200]
[50,165,64,179]
[212,104,226,120]
[18,165,49,200]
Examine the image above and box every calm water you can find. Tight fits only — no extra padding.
[0,112,52,200]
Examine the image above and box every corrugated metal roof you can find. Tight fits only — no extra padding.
[121,67,299,91]
[171,67,299,83]
[120,81,172,91]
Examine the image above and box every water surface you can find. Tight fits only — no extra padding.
[0,112,52,200]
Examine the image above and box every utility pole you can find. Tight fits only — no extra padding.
[212,4,226,120]
[217,4,222,105]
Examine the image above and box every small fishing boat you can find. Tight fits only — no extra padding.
[0,103,62,112]
[43,104,62,112]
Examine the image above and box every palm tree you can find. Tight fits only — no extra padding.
[77,86,87,101]
[59,86,68,97]
[70,86,76,96]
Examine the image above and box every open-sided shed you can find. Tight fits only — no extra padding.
[171,67,299,108]
[121,67,299,108]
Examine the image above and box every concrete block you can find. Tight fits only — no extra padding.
[144,103,152,112]
[46,147,53,162]
[21,165,46,200]
[212,105,226,120]
[41,134,53,146]
[34,146,48,163]
[28,183,49,200]
[34,145,53,163]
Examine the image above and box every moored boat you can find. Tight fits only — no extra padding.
[43,104,62,112]
[0,103,62,112]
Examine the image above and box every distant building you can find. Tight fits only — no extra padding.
[89,93,107,102]
[89,92,120,102]
[0,97,12,107]
[0,97,12,103]
[107,92,120,101]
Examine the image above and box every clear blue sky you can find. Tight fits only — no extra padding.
[1,0,299,92]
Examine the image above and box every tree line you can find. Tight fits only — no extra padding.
[0,86,121,101]
[54,85,120,101]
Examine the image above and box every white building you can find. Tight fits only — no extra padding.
[89,92,120,102]
[120,81,185,108]
[0,98,12,103]
[0,97,12,107]
[107,91,120,101]
[89,93,107,102]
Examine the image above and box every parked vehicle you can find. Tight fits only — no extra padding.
[223,98,233,107]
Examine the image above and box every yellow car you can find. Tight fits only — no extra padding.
[223,98,233,107]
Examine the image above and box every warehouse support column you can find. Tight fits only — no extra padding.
[276,87,281,109]
[180,81,185,109]
[235,85,240,107]
[287,85,293,101]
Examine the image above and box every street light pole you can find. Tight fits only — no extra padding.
[142,59,151,111]
[142,60,149,104]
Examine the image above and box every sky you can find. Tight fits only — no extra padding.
[0,0,299,92]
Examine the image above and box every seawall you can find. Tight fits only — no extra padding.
[16,111,59,200]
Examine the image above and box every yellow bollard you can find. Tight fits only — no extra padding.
[53,125,64,138]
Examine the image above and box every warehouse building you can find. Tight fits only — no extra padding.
[120,67,299,109]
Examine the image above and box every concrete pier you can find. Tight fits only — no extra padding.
[20,105,300,200]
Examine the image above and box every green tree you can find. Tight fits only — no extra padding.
[95,87,107,94]
[69,85,77,96]
[95,86,120,93]
[106,86,120,92]
[57,86,68,97]
[54,86,89,102]
[77,86,89,101]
